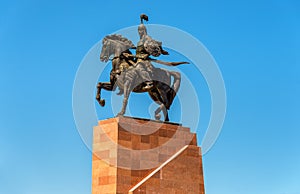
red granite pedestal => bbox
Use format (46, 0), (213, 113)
(92, 116), (205, 194)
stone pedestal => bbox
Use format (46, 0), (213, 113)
(92, 116), (205, 194)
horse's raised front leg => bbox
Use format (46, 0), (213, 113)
(118, 80), (131, 116)
(96, 82), (114, 107)
(96, 71), (118, 106)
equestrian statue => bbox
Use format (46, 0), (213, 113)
(96, 14), (188, 121)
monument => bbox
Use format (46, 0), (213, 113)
(93, 14), (205, 193)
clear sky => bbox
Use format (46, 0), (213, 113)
(0, 0), (299, 194)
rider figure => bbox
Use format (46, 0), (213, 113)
(135, 14), (169, 90)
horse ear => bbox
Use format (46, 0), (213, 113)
(102, 38), (106, 44)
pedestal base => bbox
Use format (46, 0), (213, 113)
(92, 117), (205, 194)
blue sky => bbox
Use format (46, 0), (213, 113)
(0, 0), (299, 194)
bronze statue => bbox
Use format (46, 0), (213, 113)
(134, 14), (170, 90)
(96, 14), (188, 121)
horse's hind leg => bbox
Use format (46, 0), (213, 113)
(170, 71), (181, 94)
(167, 71), (181, 107)
(148, 87), (170, 121)
(154, 104), (162, 120)
(154, 104), (169, 121)
(161, 104), (169, 122)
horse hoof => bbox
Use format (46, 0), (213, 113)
(155, 114), (161, 120)
(99, 99), (105, 107)
(117, 113), (124, 117)
(117, 111), (125, 116)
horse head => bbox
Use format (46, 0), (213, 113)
(100, 34), (135, 62)
(100, 37), (113, 62)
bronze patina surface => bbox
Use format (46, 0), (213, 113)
(96, 14), (188, 121)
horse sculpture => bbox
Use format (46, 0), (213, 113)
(96, 34), (183, 121)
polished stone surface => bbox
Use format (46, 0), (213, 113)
(92, 117), (205, 194)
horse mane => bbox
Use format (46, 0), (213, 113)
(104, 34), (135, 49)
